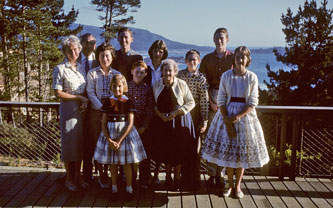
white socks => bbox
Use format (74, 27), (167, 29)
(112, 185), (118, 193)
(126, 186), (133, 193)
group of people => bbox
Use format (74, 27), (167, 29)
(52, 27), (269, 200)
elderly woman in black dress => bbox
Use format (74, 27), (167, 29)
(53, 35), (89, 191)
(151, 59), (196, 190)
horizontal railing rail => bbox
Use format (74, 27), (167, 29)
(1, 101), (332, 180)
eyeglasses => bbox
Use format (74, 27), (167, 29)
(85, 40), (96, 45)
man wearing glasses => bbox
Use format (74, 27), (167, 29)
(80, 33), (99, 74)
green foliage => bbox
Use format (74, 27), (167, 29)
(268, 144), (322, 167)
(0, 0), (81, 101)
(264, 0), (333, 106)
(91, 0), (141, 43)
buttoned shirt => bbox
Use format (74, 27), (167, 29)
(127, 80), (154, 129)
(112, 49), (143, 81)
(199, 50), (233, 90)
(177, 69), (209, 127)
(53, 61), (86, 95)
(86, 66), (120, 110)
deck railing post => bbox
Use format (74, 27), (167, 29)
(290, 116), (299, 180)
(279, 113), (287, 180)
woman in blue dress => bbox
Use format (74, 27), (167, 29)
(53, 35), (89, 192)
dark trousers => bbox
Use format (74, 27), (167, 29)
(83, 106), (102, 182)
(139, 129), (153, 183)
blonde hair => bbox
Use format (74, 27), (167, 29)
(110, 74), (128, 93)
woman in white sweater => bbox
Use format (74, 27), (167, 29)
(201, 46), (269, 199)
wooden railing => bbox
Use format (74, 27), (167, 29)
(0, 101), (332, 180)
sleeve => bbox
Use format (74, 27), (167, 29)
(217, 73), (228, 107)
(127, 99), (136, 112)
(247, 73), (259, 107)
(100, 98), (110, 113)
(199, 56), (207, 76)
(86, 70), (103, 110)
(199, 77), (209, 127)
(52, 66), (63, 90)
(180, 81), (195, 114)
(142, 86), (154, 129)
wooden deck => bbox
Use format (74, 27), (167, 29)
(0, 166), (332, 207)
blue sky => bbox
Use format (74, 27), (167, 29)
(63, 0), (332, 47)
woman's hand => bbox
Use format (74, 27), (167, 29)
(78, 95), (89, 112)
(166, 110), (178, 121)
(223, 115), (240, 124)
(160, 113), (169, 122)
(198, 124), (207, 134)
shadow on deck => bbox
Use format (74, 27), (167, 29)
(0, 166), (332, 207)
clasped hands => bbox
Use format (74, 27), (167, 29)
(160, 110), (179, 122)
(108, 138), (120, 150)
(223, 115), (240, 138)
(223, 115), (241, 124)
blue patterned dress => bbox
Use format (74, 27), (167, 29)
(93, 95), (147, 165)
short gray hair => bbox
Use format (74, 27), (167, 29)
(161, 59), (179, 75)
(61, 35), (82, 54)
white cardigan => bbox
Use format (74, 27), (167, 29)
(217, 69), (259, 107)
(153, 77), (195, 115)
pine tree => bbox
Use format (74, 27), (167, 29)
(264, 0), (333, 106)
(0, 0), (81, 101)
(91, 0), (141, 43)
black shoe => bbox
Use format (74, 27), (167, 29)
(110, 191), (119, 200)
(215, 176), (224, 189)
(165, 177), (173, 191)
(124, 192), (134, 201)
(207, 176), (215, 187)
(174, 179), (180, 191)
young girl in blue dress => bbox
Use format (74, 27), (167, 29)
(201, 46), (269, 199)
(94, 74), (147, 198)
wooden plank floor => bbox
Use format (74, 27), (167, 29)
(0, 166), (332, 207)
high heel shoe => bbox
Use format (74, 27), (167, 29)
(165, 177), (173, 191)
(174, 179), (180, 191)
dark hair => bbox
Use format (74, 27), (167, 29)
(117, 27), (133, 38)
(80, 33), (96, 42)
(233, 46), (252, 67)
(214, 28), (229, 40)
(148, 40), (168, 60)
(131, 60), (148, 72)
(185, 49), (201, 60)
(95, 43), (116, 65)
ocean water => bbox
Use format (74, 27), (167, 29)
(138, 49), (287, 90)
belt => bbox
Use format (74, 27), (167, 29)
(107, 115), (127, 122)
(230, 97), (246, 103)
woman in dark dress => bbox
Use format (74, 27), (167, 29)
(151, 59), (196, 190)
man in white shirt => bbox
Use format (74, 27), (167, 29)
(79, 33), (98, 74)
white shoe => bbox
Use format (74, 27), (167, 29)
(223, 188), (233, 197)
(235, 190), (244, 199)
